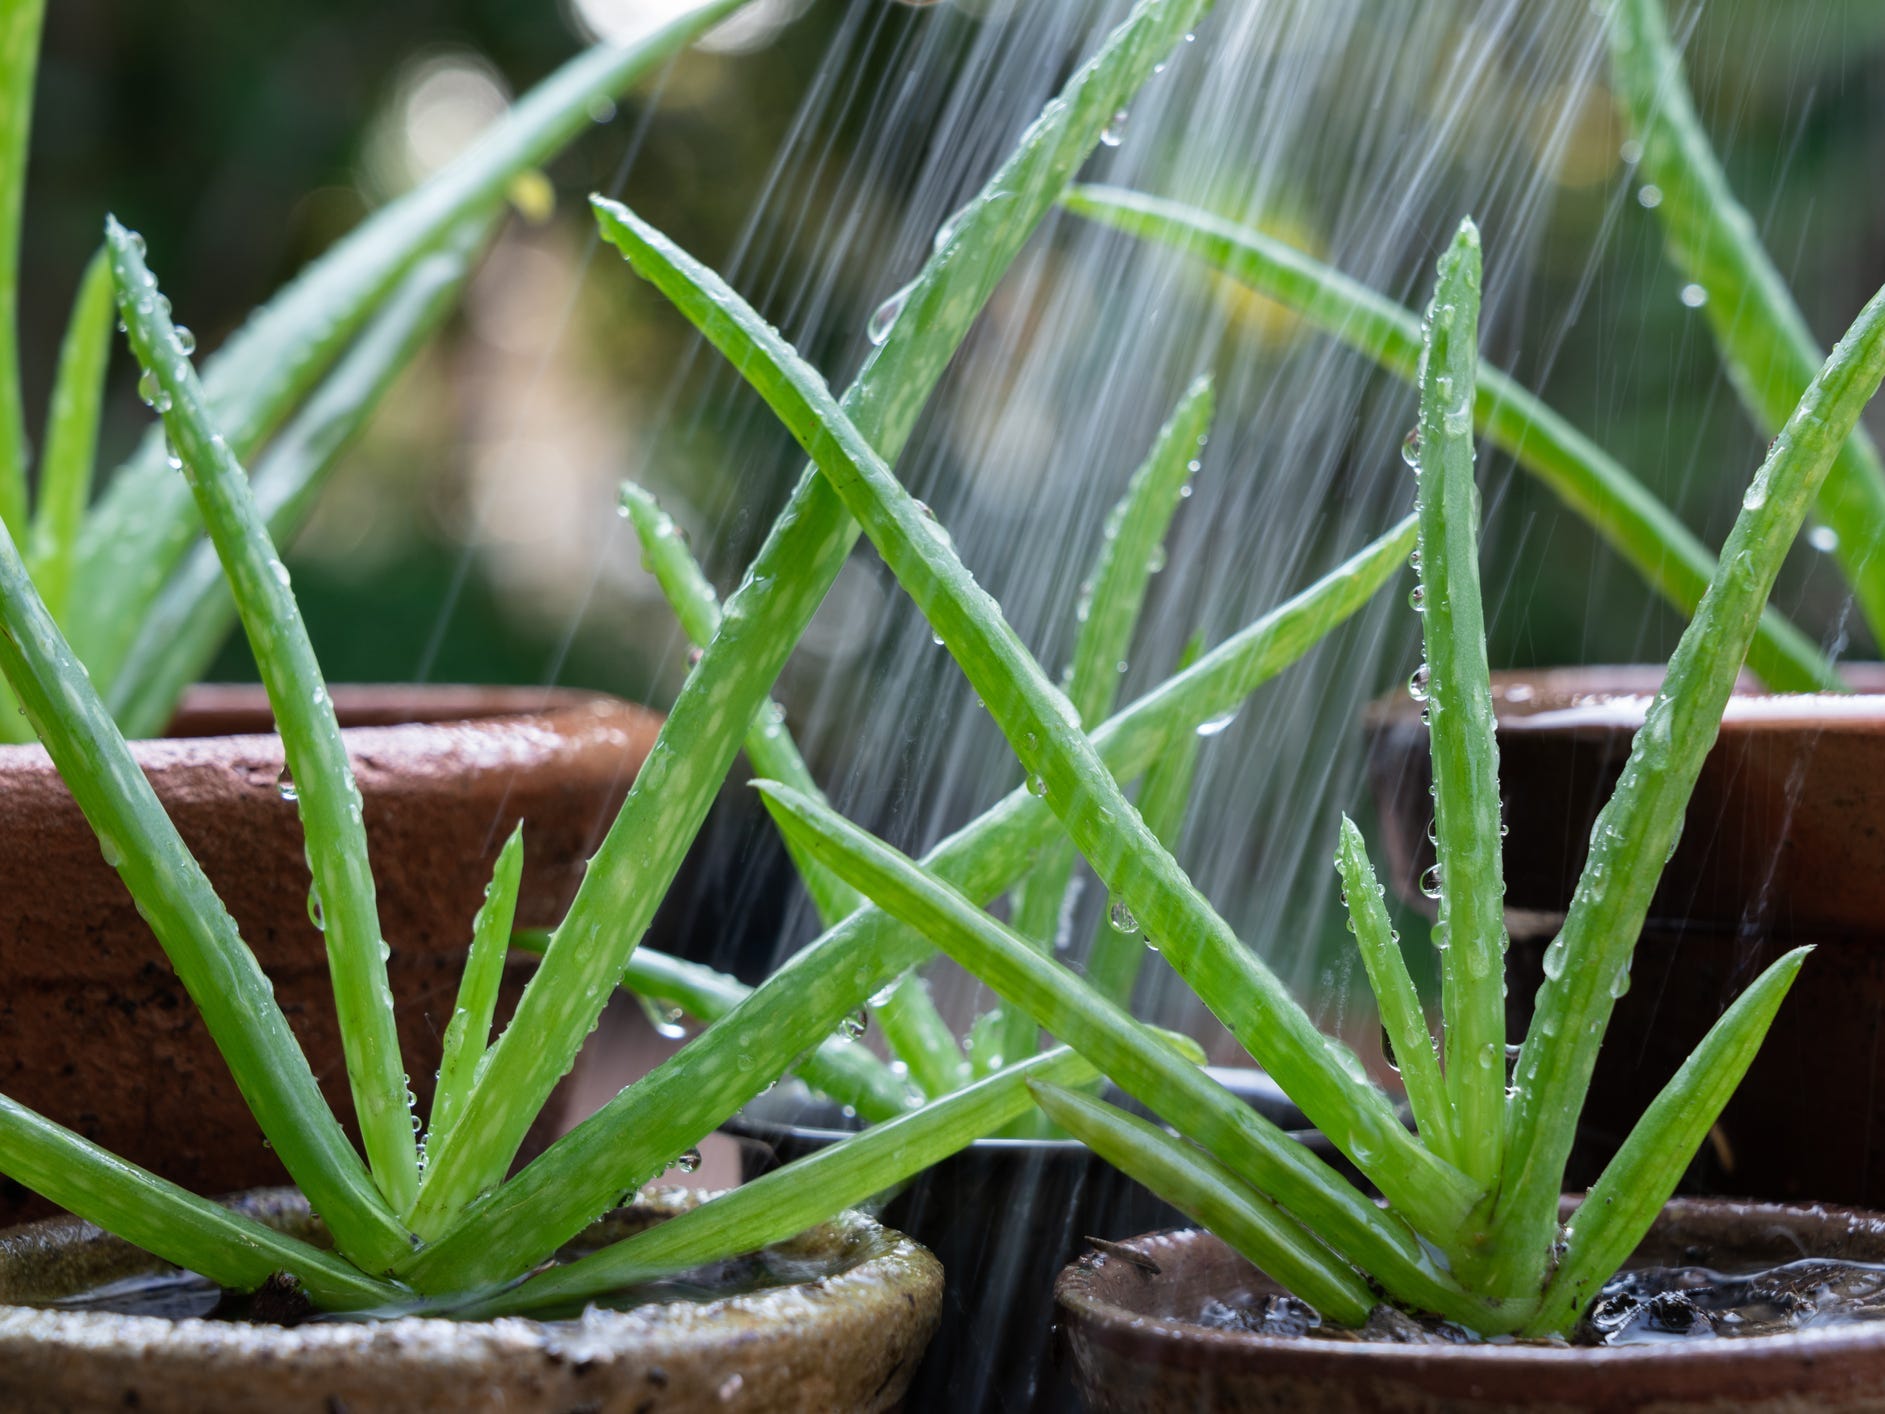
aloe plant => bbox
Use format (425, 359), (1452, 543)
(0, 0), (1406, 1320)
(594, 174), (1884, 1331)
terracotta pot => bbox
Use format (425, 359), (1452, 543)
(1365, 666), (1885, 1206)
(731, 1068), (1332, 1413)
(0, 1186), (941, 1413)
(0, 684), (660, 1222)
(1055, 1197), (1885, 1413)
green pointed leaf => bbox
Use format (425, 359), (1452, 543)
(405, 0), (1219, 1244)
(27, 247), (113, 630)
(755, 779), (1492, 1327)
(108, 216), (493, 741)
(107, 217), (417, 1217)
(397, 517), (1409, 1296)
(1414, 218), (1505, 1186)
(0, 1092), (398, 1310)
(428, 825), (525, 1157)
(591, 195), (1472, 1237)
(1608, 0), (1885, 638)
(1032, 1081), (1376, 1327)
(1523, 947), (1808, 1336)
(1336, 816), (1450, 1166)
(466, 1047), (1098, 1319)
(69, 0), (753, 692)
(1494, 277), (1885, 1294)
(1060, 185), (1840, 693)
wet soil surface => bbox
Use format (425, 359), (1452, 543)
(46, 1243), (852, 1327)
(1194, 1257), (1885, 1347)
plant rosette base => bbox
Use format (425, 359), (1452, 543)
(0, 1187), (941, 1414)
(1055, 1197), (1885, 1414)
(1366, 666), (1885, 1207)
(0, 685), (660, 1221)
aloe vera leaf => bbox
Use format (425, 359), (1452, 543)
(26, 247), (113, 630)
(1060, 185), (1840, 694)
(0, 1093), (400, 1309)
(68, 0), (753, 693)
(1522, 947), (1808, 1336)
(427, 826), (525, 1159)
(405, 0), (1219, 1243)
(462, 1046), (1099, 1319)
(1000, 377), (1212, 1063)
(620, 480), (962, 1098)
(1337, 817), (1452, 1167)
(510, 931), (915, 1121)
(1493, 280), (1885, 1296)
(108, 218), (418, 1215)
(0, 505), (406, 1271)
(1085, 633), (1204, 1007)
(619, 480), (855, 925)
(1032, 1081), (1376, 1326)
(1608, 0), (1885, 639)
(593, 199), (1477, 1238)
(1412, 219), (1506, 1188)
(107, 217), (494, 742)
(757, 779), (1498, 1326)
(0, 0), (41, 534)
(396, 520), (1405, 1295)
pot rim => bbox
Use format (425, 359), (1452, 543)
(1054, 1197), (1885, 1371)
(1366, 665), (1885, 737)
(0, 1186), (938, 1357)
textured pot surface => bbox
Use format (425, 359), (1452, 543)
(1057, 1198), (1885, 1413)
(0, 1187), (942, 1413)
(0, 685), (660, 1220)
(1366, 666), (1885, 1205)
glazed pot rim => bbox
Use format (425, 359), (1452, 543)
(1367, 665), (1885, 736)
(0, 1186), (938, 1357)
(1054, 1198), (1885, 1369)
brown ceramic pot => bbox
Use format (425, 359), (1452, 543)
(0, 1187), (942, 1413)
(1055, 1197), (1885, 1413)
(1365, 666), (1885, 1206)
(0, 684), (660, 1222)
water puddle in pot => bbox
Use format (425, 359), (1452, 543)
(1196, 1257), (1885, 1347)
